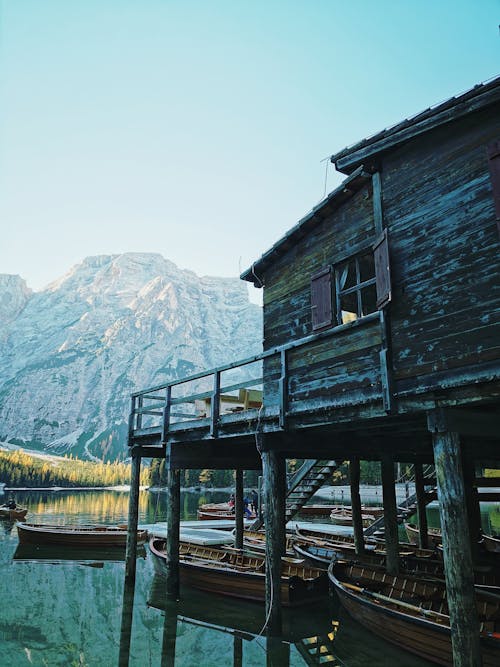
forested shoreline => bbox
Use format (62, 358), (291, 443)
(1, 448), (388, 490)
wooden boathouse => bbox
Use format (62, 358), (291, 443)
(125, 77), (500, 666)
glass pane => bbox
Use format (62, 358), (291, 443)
(359, 252), (375, 282)
(360, 284), (377, 316)
(337, 260), (356, 290)
(340, 293), (358, 323)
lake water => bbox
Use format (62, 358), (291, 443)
(1, 488), (495, 666)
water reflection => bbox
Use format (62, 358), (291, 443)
(2, 489), (493, 665)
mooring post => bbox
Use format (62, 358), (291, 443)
(266, 636), (290, 666)
(429, 409), (481, 666)
(381, 455), (399, 575)
(165, 466), (181, 600)
(414, 463), (429, 550)
(349, 458), (365, 554)
(233, 636), (243, 667)
(262, 448), (286, 635)
(235, 469), (244, 549)
(125, 449), (141, 581)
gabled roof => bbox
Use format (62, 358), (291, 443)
(242, 75), (500, 286)
(331, 74), (500, 175)
(240, 166), (371, 286)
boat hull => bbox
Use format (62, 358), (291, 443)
(329, 561), (500, 667)
(149, 537), (328, 607)
(17, 522), (147, 548)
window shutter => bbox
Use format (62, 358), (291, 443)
(311, 267), (332, 330)
(487, 140), (500, 233)
(373, 228), (391, 309)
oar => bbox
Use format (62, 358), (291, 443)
(342, 582), (449, 622)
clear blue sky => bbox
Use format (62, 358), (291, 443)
(1, 1), (499, 297)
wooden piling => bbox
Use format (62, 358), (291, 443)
(413, 463), (429, 550)
(125, 450), (141, 581)
(430, 416), (481, 667)
(462, 458), (482, 563)
(349, 458), (365, 554)
(165, 467), (181, 601)
(381, 456), (399, 575)
(235, 469), (244, 549)
(262, 449), (286, 635)
(160, 600), (178, 667)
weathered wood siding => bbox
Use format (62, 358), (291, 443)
(259, 102), (500, 415)
(383, 106), (500, 387)
(262, 182), (382, 409)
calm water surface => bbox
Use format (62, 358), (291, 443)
(2, 489), (495, 666)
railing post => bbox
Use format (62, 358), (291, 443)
(279, 349), (288, 430)
(128, 396), (137, 447)
(210, 371), (221, 438)
(162, 386), (172, 448)
(136, 395), (144, 430)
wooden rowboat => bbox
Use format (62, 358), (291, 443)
(483, 534), (500, 554)
(17, 522), (148, 548)
(149, 537), (328, 606)
(197, 507), (256, 520)
(0, 506), (28, 520)
(328, 559), (500, 666)
(405, 522), (442, 548)
(330, 507), (375, 527)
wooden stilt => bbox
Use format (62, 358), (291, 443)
(430, 414), (481, 667)
(233, 636), (243, 667)
(462, 458), (482, 563)
(349, 458), (365, 554)
(262, 448), (285, 635)
(235, 469), (244, 549)
(266, 636), (290, 666)
(160, 600), (178, 667)
(118, 576), (136, 667)
(381, 456), (399, 575)
(165, 466), (181, 601)
(413, 463), (429, 550)
(125, 450), (141, 581)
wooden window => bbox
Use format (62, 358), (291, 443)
(487, 140), (500, 234)
(311, 267), (332, 330)
(333, 231), (391, 325)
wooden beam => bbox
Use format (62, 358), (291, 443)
(125, 452), (141, 581)
(262, 449), (286, 635)
(413, 463), (429, 550)
(432, 425), (481, 666)
(349, 458), (365, 554)
(165, 465), (181, 601)
(234, 470), (244, 549)
(381, 456), (399, 575)
(427, 407), (500, 439)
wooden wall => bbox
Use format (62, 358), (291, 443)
(383, 105), (500, 389)
(259, 102), (500, 415)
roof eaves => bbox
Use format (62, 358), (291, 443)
(241, 166), (371, 286)
(330, 75), (500, 175)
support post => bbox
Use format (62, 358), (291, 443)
(381, 456), (399, 575)
(462, 458), (482, 563)
(430, 414), (481, 666)
(160, 600), (178, 667)
(414, 463), (429, 550)
(125, 450), (141, 581)
(118, 576), (136, 667)
(262, 449), (286, 635)
(235, 469), (244, 549)
(165, 464), (181, 601)
(349, 459), (365, 555)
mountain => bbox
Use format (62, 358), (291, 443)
(0, 253), (262, 461)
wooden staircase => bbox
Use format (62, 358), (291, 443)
(296, 628), (346, 665)
(364, 465), (437, 537)
(251, 459), (339, 530)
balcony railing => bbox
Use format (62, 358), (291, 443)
(128, 310), (383, 446)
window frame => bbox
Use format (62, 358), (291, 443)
(333, 248), (377, 326)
